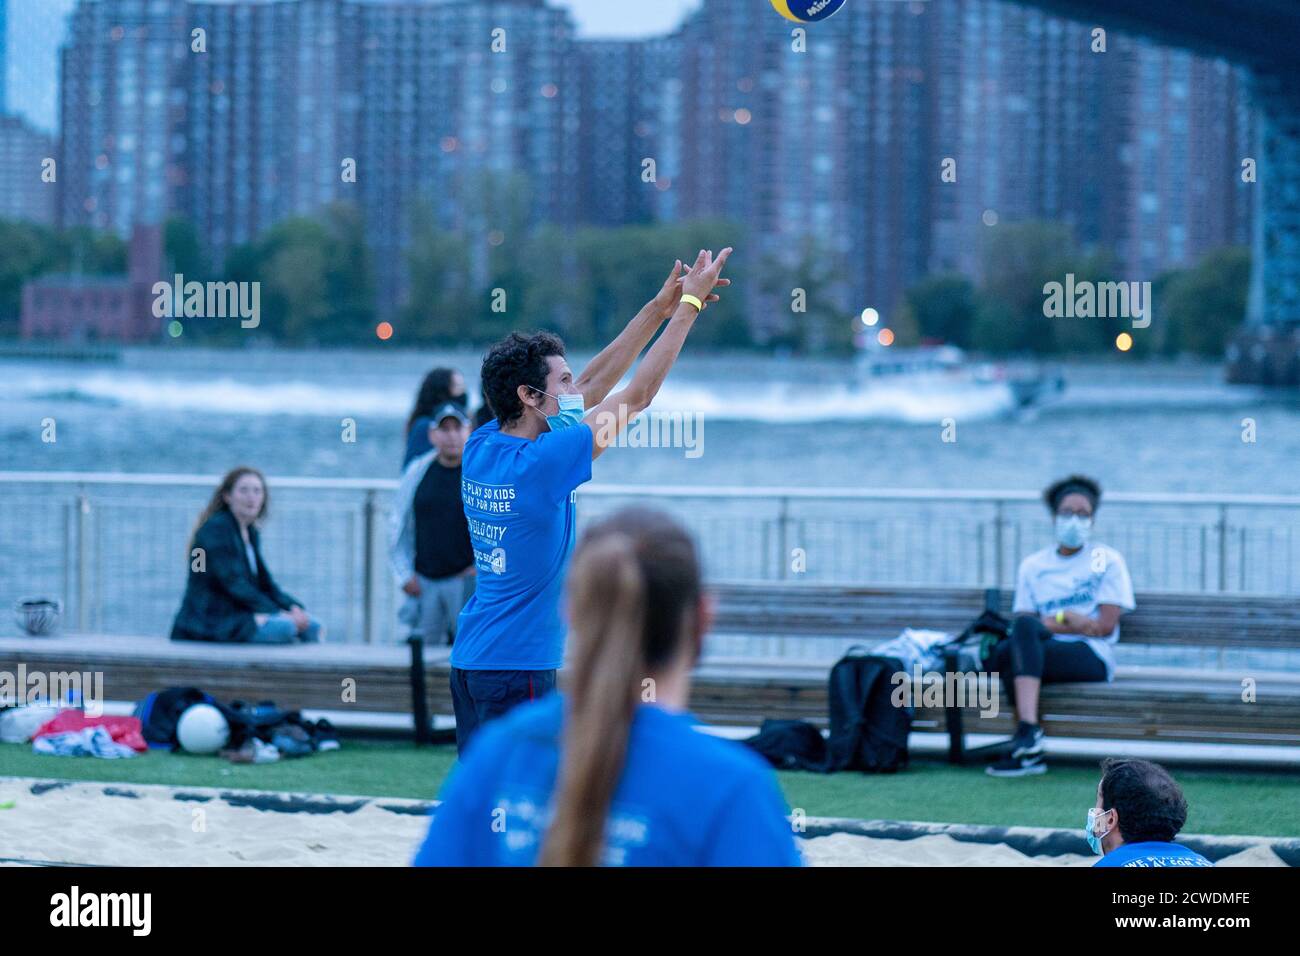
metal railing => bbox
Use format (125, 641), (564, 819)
(0, 471), (1297, 644)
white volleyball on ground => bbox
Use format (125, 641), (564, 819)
(176, 703), (230, 754)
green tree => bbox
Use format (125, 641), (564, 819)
(164, 216), (209, 280)
(972, 221), (1121, 355)
(402, 197), (476, 344)
(898, 273), (979, 347)
(0, 219), (62, 327)
(59, 226), (127, 275)
(1159, 247), (1250, 358)
(758, 233), (849, 354)
(225, 203), (375, 345)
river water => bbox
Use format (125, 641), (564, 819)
(2, 347), (1298, 494)
(1, 347), (1296, 667)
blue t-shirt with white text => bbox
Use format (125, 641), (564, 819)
(413, 694), (803, 867)
(1094, 842), (1213, 867)
(452, 419), (593, 670)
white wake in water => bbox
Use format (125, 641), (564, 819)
(0, 366), (1263, 424)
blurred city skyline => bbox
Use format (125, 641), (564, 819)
(1, 0), (703, 134)
(0, 0), (1258, 352)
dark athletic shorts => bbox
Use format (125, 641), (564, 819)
(449, 667), (557, 755)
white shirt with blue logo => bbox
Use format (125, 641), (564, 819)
(1012, 543), (1136, 679)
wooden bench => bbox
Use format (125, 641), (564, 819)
(2, 584), (1297, 755)
(701, 583), (1300, 755)
(0, 636), (459, 722)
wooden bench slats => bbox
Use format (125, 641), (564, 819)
(1, 582), (1295, 749)
(710, 584), (1300, 649)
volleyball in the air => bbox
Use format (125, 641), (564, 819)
(770, 0), (846, 23)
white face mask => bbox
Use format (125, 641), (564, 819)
(532, 389), (585, 431)
(1086, 807), (1114, 855)
(1055, 514), (1092, 549)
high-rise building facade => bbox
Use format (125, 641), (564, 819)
(1110, 39), (1254, 280)
(180, 0), (353, 262)
(348, 0), (579, 314)
(50, 0), (1255, 332)
(575, 39), (657, 228)
(59, 0), (187, 233)
(0, 113), (55, 223)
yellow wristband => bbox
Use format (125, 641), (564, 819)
(680, 294), (704, 312)
(1055, 610), (1066, 624)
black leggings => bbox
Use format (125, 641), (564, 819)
(989, 615), (1108, 705)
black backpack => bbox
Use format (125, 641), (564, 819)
(135, 687), (219, 749)
(825, 650), (910, 773)
(743, 649), (911, 774)
(745, 719), (828, 771)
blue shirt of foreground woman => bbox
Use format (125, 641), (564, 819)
(414, 506), (803, 867)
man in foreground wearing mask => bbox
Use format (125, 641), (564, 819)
(449, 249), (732, 754)
(1088, 758), (1212, 866)
(986, 474), (1136, 777)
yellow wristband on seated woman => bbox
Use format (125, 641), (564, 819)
(1055, 610), (1066, 624)
(679, 294), (704, 312)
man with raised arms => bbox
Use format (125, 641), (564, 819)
(448, 248), (733, 754)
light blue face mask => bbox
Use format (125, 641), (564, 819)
(1055, 514), (1092, 549)
(1085, 807), (1114, 855)
(534, 389), (585, 431)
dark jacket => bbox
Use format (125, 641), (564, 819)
(170, 509), (300, 643)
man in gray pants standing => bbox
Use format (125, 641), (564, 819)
(390, 403), (476, 645)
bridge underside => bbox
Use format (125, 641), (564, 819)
(1028, 0), (1300, 68)
(1228, 69), (1300, 385)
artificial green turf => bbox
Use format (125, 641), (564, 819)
(3, 740), (1297, 837)
(0, 740), (456, 802)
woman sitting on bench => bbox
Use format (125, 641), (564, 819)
(986, 475), (1135, 778)
(171, 466), (323, 644)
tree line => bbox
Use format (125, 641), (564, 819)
(0, 203), (1248, 359)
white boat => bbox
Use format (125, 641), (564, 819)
(853, 343), (1065, 411)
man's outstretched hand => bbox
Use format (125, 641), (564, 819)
(652, 249), (733, 318)
(681, 247), (733, 306)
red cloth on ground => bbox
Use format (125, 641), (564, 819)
(32, 711), (148, 752)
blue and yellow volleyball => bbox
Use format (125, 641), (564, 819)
(769, 0), (846, 23)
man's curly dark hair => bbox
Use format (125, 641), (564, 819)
(1099, 758), (1189, 844)
(480, 331), (567, 427)
(1043, 474), (1102, 514)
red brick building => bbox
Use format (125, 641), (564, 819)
(21, 225), (163, 342)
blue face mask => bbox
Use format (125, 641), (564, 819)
(1055, 514), (1092, 549)
(1085, 807), (1114, 855)
(534, 389), (585, 431)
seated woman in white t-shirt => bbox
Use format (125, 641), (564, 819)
(986, 475), (1136, 778)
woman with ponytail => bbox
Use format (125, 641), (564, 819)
(415, 507), (801, 867)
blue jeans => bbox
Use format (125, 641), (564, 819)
(250, 613), (322, 644)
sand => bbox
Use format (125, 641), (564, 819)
(0, 778), (1286, 867)
(0, 779), (425, 867)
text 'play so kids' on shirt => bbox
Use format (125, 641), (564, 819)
(1012, 542), (1136, 679)
(1094, 842), (1213, 867)
(452, 418), (593, 671)
(413, 694), (804, 867)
